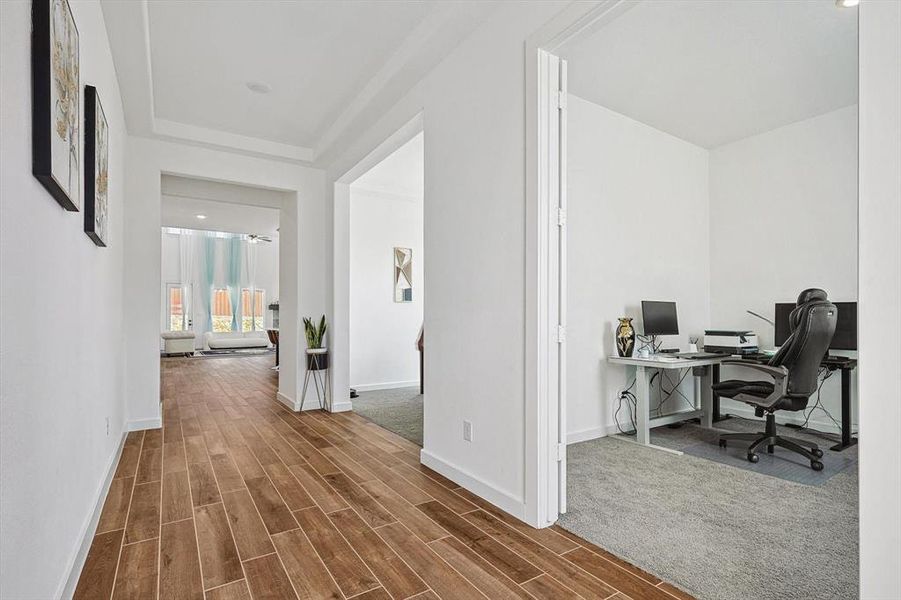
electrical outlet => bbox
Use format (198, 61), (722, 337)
(105, 417), (110, 436)
(463, 421), (473, 442)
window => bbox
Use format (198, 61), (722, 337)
(167, 283), (190, 331)
(242, 288), (265, 332)
(211, 289), (233, 332)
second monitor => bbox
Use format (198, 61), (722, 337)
(642, 300), (679, 336)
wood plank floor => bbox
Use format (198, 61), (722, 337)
(75, 355), (694, 600)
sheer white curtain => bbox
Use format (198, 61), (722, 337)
(173, 230), (260, 339)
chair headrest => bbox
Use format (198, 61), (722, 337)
(796, 288), (828, 306)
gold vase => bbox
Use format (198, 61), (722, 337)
(616, 317), (635, 357)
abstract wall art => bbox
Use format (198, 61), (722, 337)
(84, 85), (108, 246)
(394, 247), (413, 302)
(32, 0), (80, 211)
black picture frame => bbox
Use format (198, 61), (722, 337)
(32, 0), (80, 211)
(84, 85), (108, 247)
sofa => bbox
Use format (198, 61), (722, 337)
(161, 331), (196, 355)
(203, 331), (269, 350)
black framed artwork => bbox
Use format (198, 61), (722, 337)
(31, 0), (80, 211)
(84, 85), (108, 246)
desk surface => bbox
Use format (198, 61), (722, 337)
(607, 355), (728, 368)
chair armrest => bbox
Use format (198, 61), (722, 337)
(722, 360), (790, 409)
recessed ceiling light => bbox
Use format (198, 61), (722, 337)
(245, 81), (271, 94)
(835, 0), (858, 7)
(195, 214), (207, 220)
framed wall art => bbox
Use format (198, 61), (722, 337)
(394, 247), (413, 302)
(32, 0), (80, 211)
(84, 85), (108, 246)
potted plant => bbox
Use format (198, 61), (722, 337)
(303, 315), (328, 370)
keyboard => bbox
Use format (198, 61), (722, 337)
(674, 352), (724, 359)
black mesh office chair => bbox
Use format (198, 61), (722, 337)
(715, 289), (837, 471)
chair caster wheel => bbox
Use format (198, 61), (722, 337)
(718, 439), (727, 448)
(747, 452), (759, 463)
(811, 460), (824, 471)
(811, 448), (823, 458)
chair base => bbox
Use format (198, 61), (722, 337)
(718, 413), (825, 471)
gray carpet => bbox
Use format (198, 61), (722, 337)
(352, 386), (423, 445)
(559, 418), (858, 600)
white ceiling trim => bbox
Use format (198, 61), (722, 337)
(103, 1), (491, 167)
(153, 119), (315, 164)
(102, 0), (314, 164)
(313, 3), (459, 163)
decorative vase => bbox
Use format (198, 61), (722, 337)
(306, 347), (329, 371)
(616, 318), (635, 357)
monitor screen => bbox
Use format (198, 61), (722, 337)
(774, 301), (857, 350)
(641, 301), (679, 336)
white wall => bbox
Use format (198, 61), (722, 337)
(566, 95), (710, 442)
(123, 137), (327, 423)
(328, 1), (569, 517)
(0, 1), (128, 597)
(160, 230), (280, 346)
(709, 105), (858, 429)
(350, 189), (423, 389)
(858, 1), (901, 596)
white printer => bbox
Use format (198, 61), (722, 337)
(703, 330), (759, 355)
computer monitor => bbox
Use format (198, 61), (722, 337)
(774, 301), (857, 350)
(641, 301), (679, 336)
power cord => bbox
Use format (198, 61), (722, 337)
(614, 379), (638, 435)
(798, 368), (842, 433)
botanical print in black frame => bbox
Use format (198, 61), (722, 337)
(84, 85), (108, 247)
(32, 0), (81, 211)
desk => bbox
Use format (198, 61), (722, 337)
(607, 355), (728, 454)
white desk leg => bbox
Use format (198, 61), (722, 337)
(699, 366), (714, 429)
(635, 365), (650, 445)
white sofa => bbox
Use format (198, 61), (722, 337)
(203, 331), (269, 350)
(161, 331), (196, 355)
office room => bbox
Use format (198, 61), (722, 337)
(555, 2), (859, 599)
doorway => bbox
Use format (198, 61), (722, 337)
(532, 2), (861, 598)
(159, 175), (285, 370)
(348, 132), (425, 445)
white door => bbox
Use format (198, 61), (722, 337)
(556, 56), (568, 515)
(540, 49), (568, 518)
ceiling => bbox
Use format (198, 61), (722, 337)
(161, 175), (284, 235)
(352, 132), (424, 200)
(102, 0), (496, 164)
(161, 196), (280, 237)
(559, 0), (858, 149)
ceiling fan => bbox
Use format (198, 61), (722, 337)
(247, 234), (273, 243)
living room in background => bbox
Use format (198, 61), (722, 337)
(159, 185), (280, 354)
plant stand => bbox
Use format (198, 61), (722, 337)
(300, 350), (331, 411)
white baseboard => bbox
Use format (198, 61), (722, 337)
(352, 380), (419, 392)
(567, 426), (611, 445)
(277, 391), (299, 411)
(419, 449), (525, 521)
(128, 417), (162, 431)
(330, 400), (353, 413)
(58, 430), (127, 599)
(565, 404), (852, 447)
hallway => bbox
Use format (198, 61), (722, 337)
(75, 356), (692, 599)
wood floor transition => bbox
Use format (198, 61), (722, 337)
(74, 354), (693, 600)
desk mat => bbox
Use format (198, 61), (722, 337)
(682, 437), (856, 485)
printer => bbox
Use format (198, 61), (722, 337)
(703, 330), (759, 355)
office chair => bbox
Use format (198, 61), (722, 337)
(715, 289), (837, 471)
